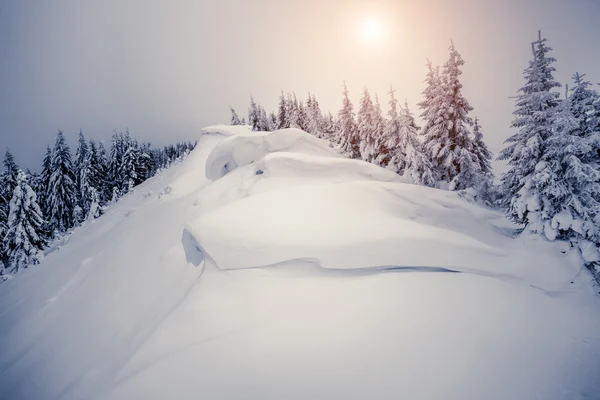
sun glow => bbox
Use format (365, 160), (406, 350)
(362, 17), (385, 41)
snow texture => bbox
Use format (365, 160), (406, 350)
(1, 125), (599, 400)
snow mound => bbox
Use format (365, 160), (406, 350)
(1, 125), (600, 400)
(205, 128), (339, 180)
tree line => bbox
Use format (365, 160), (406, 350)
(231, 34), (600, 275)
(0, 130), (196, 277)
(231, 41), (493, 196)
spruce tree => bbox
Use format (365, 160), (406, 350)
(470, 117), (494, 193)
(357, 88), (375, 162)
(86, 187), (102, 220)
(569, 73), (600, 162)
(276, 92), (289, 129)
(369, 94), (386, 165)
(391, 101), (436, 187)
(0, 150), (21, 253)
(288, 93), (301, 129)
(47, 130), (77, 232)
(74, 130), (91, 221)
(257, 105), (270, 131)
(97, 142), (110, 202)
(337, 83), (359, 158)
(538, 93), (600, 241)
(109, 132), (125, 193)
(248, 97), (260, 131)
(230, 106), (242, 125)
(2, 149), (20, 196)
(121, 130), (139, 193)
(381, 87), (403, 169)
(420, 44), (475, 186)
(269, 112), (278, 131)
(498, 33), (562, 228)
(3, 170), (46, 273)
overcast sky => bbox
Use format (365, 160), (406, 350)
(0, 0), (599, 171)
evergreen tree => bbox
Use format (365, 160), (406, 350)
(324, 112), (336, 141)
(288, 93), (301, 129)
(0, 187), (7, 265)
(96, 142), (110, 202)
(382, 87), (404, 170)
(369, 94), (386, 165)
(420, 44), (475, 186)
(569, 73), (600, 162)
(520, 90), (600, 241)
(297, 101), (309, 131)
(390, 101), (436, 187)
(121, 130), (139, 193)
(248, 97), (260, 131)
(276, 91), (289, 129)
(307, 94), (322, 138)
(257, 105), (270, 131)
(3, 170), (46, 273)
(38, 146), (53, 224)
(47, 130), (77, 232)
(269, 112), (278, 132)
(498, 33), (563, 228)
(0, 149), (21, 259)
(1, 149), (20, 198)
(357, 88), (375, 161)
(86, 187), (101, 220)
(230, 106), (242, 125)
(109, 132), (125, 193)
(470, 117), (494, 193)
(337, 83), (359, 158)
(74, 130), (92, 221)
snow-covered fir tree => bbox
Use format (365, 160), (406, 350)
(47, 130), (77, 232)
(257, 105), (270, 131)
(470, 117), (494, 193)
(248, 97), (260, 131)
(3, 170), (46, 274)
(288, 93), (301, 129)
(569, 73), (600, 162)
(121, 130), (140, 193)
(369, 94), (386, 166)
(109, 132), (125, 194)
(337, 83), (359, 158)
(269, 112), (278, 131)
(297, 101), (309, 132)
(0, 149), (21, 261)
(230, 106), (242, 125)
(390, 100), (436, 187)
(97, 142), (111, 202)
(74, 130), (92, 221)
(307, 94), (323, 138)
(420, 44), (475, 187)
(380, 87), (403, 169)
(357, 88), (376, 161)
(2, 149), (20, 198)
(86, 187), (101, 220)
(276, 92), (289, 129)
(498, 33), (564, 230)
(0, 188), (7, 265)
(322, 112), (336, 141)
(533, 90), (600, 242)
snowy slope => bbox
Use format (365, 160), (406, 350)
(1, 126), (600, 400)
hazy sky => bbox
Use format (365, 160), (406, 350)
(0, 0), (599, 171)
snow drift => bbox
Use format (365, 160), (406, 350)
(1, 125), (600, 400)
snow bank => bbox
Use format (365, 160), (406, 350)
(1, 125), (599, 400)
(205, 128), (339, 180)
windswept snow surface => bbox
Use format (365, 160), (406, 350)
(1, 126), (600, 400)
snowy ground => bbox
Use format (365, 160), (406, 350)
(1, 125), (599, 400)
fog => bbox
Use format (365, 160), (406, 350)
(0, 0), (598, 170)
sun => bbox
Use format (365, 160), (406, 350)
(362, 17), (384, 41)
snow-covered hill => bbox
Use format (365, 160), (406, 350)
(1, 126), (599, 400)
